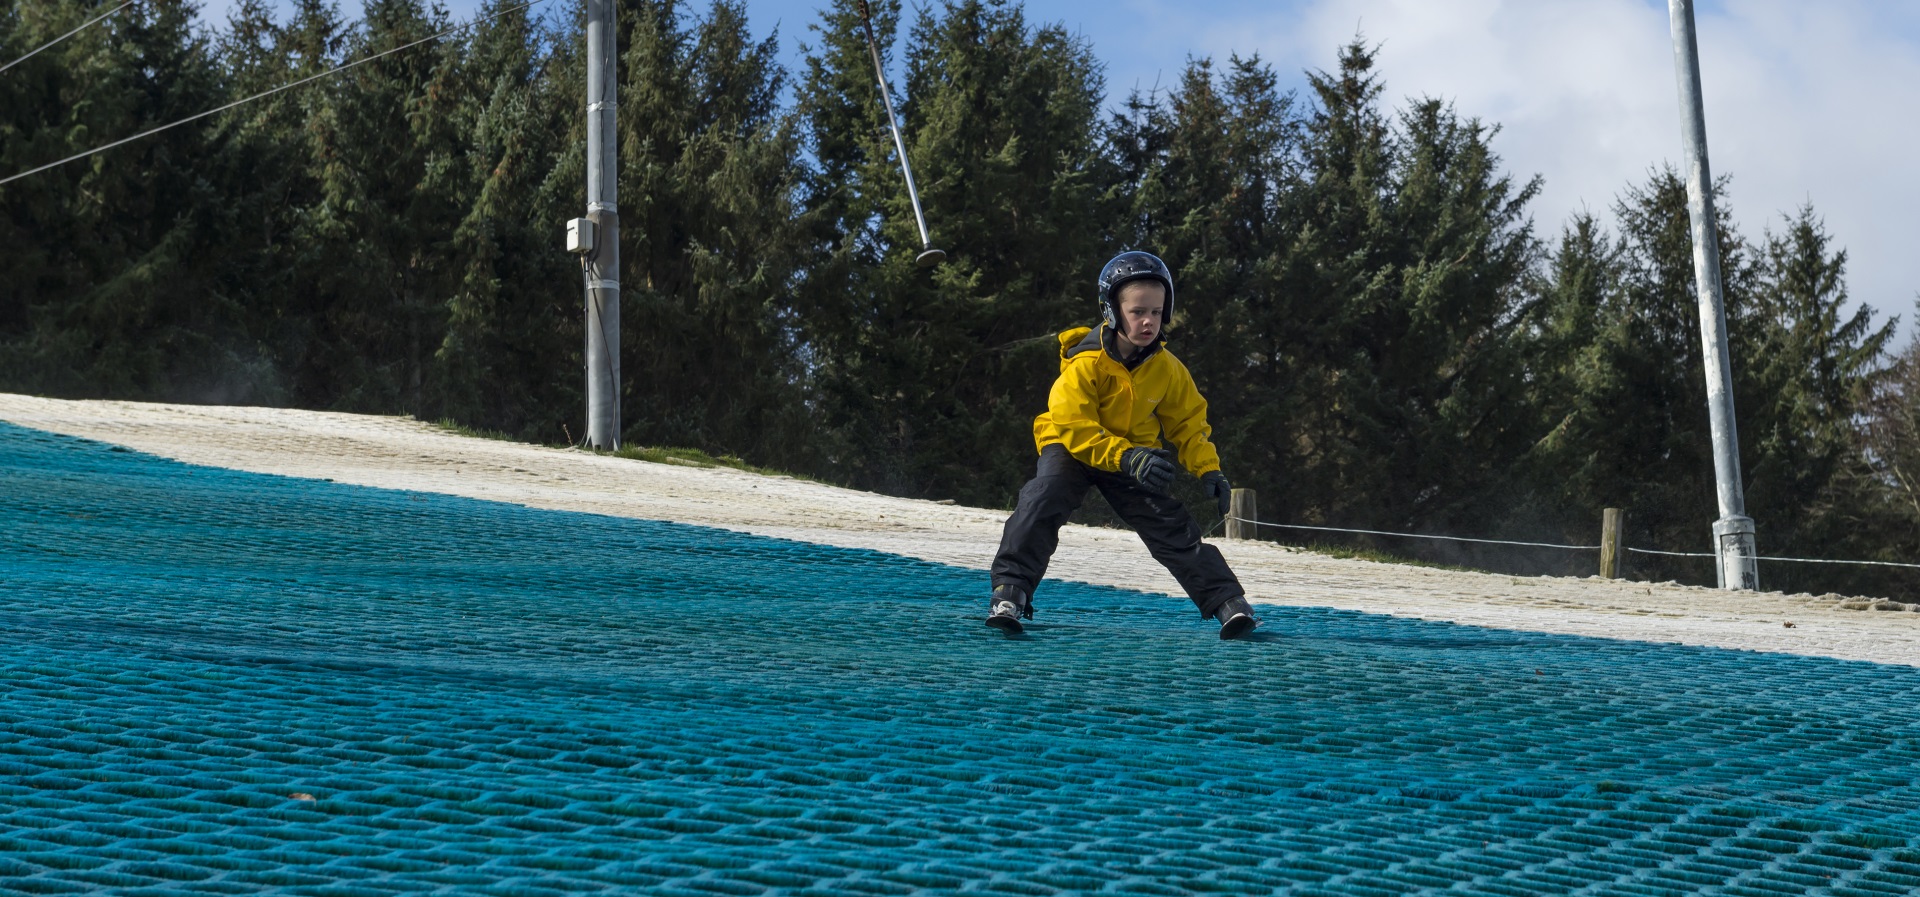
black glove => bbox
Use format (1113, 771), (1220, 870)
(1201, 470), (1232, 516)
(1120, 447), (1176, 494)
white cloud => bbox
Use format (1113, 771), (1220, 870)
(1267, 0), (1920, 336)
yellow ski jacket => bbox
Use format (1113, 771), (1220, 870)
(1031, 324), (1222, 476)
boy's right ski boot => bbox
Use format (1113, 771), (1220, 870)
(985, 584), (1031, 634)
(1215, 595), (1259, 640)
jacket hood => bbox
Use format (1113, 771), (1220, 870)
(1057, 326), (1096, 361)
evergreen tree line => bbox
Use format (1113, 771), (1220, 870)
(4, 0), (1918, 596)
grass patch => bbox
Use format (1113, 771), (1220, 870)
(423, 416), (815, 482)
(609, 445), (812, 481)
(431, 418), (521, 443)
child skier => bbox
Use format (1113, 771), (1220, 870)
(987, 251), (1258, 639)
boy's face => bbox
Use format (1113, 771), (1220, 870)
(1115, 282), (1166, 348)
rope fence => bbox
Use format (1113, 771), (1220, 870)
(1227, 517), (1600, 551)
(1719, 553), (1920, 571)
(1223, 514), (1920, 573)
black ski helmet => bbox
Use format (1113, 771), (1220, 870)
(1097, 251), (1175, 329)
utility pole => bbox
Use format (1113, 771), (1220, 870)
(580, 0), (620, 449)
(1668, 0), (1757, 590)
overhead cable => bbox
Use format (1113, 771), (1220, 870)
(0, 0), (134, 77)
(0, 0), (549, 189)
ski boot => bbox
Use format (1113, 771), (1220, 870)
(985, 584), (1031, 634)
(1214, 595), (1258, 640)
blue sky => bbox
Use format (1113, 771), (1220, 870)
(192, 0), (1920, 339)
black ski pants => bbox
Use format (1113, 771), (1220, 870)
(990, 443), (1244, 619)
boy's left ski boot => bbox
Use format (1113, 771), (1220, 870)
(1214, 595), (1258, 640)
(985, 584), (1031, 634)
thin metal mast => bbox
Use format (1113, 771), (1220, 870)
(857, 0), (943, 267)
(1668, 0), (1757, 590)
(864, 26), (930, 251)
(583, 0), (621, 449)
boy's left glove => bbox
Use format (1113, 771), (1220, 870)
(1201, 470), (1232, 517)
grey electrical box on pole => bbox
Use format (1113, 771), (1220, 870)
(1668, 0), (1758, 590)
(566, 218), (595, 254)
(581, 0), (620, 450)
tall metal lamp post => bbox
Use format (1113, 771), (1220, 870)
(1668, 0), (1758, 590)
(568, 0), (620, 450)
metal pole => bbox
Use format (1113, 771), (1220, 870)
(857, 1), (942, 267)
(583, 0), (621, 450)
(1668, 0), (1757, 590)
(864, 31), (931, 250)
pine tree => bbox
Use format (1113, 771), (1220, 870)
(283, 0), (464, 413)
(1738, 207), (1895, 593)
(200, 0), (333, 406)
(611, 0), (814, 465)
(1242, 39), (1538, 557)
(0, 0), (241, 399)
(1515, 212), (1627, 540)
(1861, 335), (1920, 598)
(431, 0), (579, 438)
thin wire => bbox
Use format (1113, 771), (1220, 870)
(1228, 516), (1601, 551)
(1597, 541), (1912, 568)
(0, 0), (134, 77)
(1753, 555), (1920, 570)
(1626, 546), (1715, 558)
(0, 0), (549, 188)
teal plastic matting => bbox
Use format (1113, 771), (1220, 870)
(2, 422), (1919, 895)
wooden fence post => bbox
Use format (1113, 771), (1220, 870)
(1600, 507), (1626, 578)
(1227, 488), (1256, 540)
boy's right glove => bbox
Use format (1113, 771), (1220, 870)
(1120, 447), (1177, 494)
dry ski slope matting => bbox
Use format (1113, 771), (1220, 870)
(4, 422), (1920, 896)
